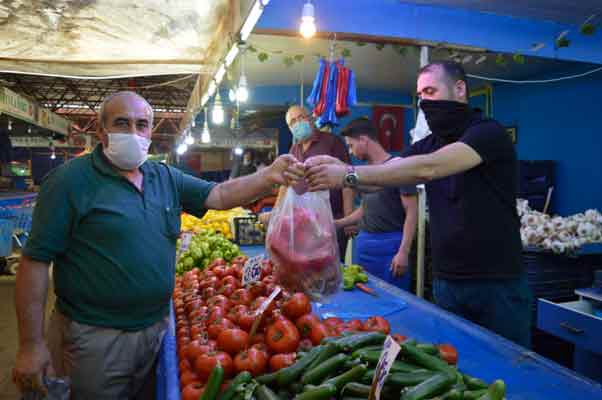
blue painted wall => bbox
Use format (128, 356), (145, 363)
(493, 70), (602, 215)
(243, 85), (414, 155)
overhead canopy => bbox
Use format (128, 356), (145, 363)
(0, 0), (240, 78)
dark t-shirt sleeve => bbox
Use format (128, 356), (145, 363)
(460, 121), (512, 163)
(399, 184), (418, 196)
(23, 168), (76, 263)
(170, 166), (216, 218)
(331, 136), (351, 163)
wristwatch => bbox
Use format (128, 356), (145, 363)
(343, 165), (359, 188)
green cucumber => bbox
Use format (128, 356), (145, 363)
(400, 372), (456, 400)
(333, 332), (386, 352)
(323, 364), (368, 392)
(342, 357), (363, 370)
(439, 388), (463, 400)
(306, 343), (339, 371)
(341, 382), (371, 397)
(478, 380), (505, 400)
(463, 375), (488, 390)
(402, 344), (455, 374)
(351, 345), (384, 358)
(219, 371), (252, 400)
(463, 389), (487, 400)
(358, 351), (424, 373)
(416, 343), (440, 356)
(301, 353), (348, 385)
(290, 382), (304, 394)
(256, 371), (279, 385)
(255, 385), (281, 400)
(275, 345), (324, 387)
(360, 370), (436, 387)
(293, 384), (337, 400)
(341, 398), (369, 400)
(200, 363), (224, 400)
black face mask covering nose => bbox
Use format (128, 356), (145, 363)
(419, 99), (473, 142)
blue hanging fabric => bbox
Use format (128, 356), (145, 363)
(306, 58), (326, 108)
(347, 69), (357, 107)
(317, 60), (339, 127)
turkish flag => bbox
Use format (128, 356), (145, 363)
(372, 106), (405, 152)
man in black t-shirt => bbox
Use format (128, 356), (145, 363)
(301, 61), (531, 348)
(335, 118), (417, 291)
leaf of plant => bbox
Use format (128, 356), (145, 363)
(375, 43), (385, 51)
(341, 48), (351, 58)
(283, 56), (294, 67)
(294, 54), (305, 62)
(258, 52), (269, 62)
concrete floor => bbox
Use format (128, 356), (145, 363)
(0, 274), (54, 400)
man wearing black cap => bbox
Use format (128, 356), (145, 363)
(336, 118), (417, 290)
(301, 61), (531, 348)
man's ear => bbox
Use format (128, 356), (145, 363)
(455, 80), (467, 101)
(96, 120), (108, 147)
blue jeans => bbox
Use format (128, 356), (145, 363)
(433, 274), (532, 348)
(355, 230), (412, 291)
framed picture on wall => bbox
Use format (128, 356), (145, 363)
(506, 126), (518, 144)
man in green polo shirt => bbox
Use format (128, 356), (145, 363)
(13, 91), (302, 399)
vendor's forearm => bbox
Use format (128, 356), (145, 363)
(207, 168), (275, 210)
(336, 207), (363, 228)
(15, 256), (50, 347)
(356, 156), (433, 187)
(400, 198), (418, 254)
(342, 188), (354, 217)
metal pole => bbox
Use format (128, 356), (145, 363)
(416, 46), (429, 298)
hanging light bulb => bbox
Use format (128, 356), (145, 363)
(212, 92), (225, 125)
(27, 126), (32, 134)
(201, 107), (211, 144)
(236, 75), (249, 103)
(7, 119), (12, 131)
(191, 117), (196, 128)
(49, 142), (56, 159)
(234, 145), (244, 156)
(50, 151), (56, 160)
(177, 143), (188, 154)
(300, 0), (316, 39)
(229, 88), (236, 102)
(185, 132), (194, 145)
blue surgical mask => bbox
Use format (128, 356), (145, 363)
(291, 120), (313, 142)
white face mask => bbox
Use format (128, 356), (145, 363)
(103, 133), (151, 171)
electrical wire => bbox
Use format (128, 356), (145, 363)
(0, 70), (200, 80)
(467, 65), (602, 84)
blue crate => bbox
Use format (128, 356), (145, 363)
(0, 218), (16, 257)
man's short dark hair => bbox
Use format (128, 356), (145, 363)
(341, 117), (378, 141)
(418, 61), (469, 95)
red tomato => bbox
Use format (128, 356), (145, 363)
(202, 287), (216, 300)
(237, 310), (256, 332)
(217, 329), (249, 356)
(269, 353), (296, 372)
(362, 316), (390, 334)
(207, 318), (236, 340)
(282, 293), (312, 320)
(249, 333), (265, 346)
(200, 276), (219, 290)
(233, 255), (248, 264)
(221, 275), (238, 288)
(207, 306), (226, 324)
(437, 344), (458, 365)
(233, 347), (268, 376)
(231, 288), (252, 307)
(179, 358), (191, 373)
(188, 307), (209, 321)
(181, 382), (204, 400)
(262, 275), (276, 285)
(190, 325), (206, 342)
(323, 317), (344, 330)
(186, 339), (215, 364)
(207, 295), (231, 310)
(344, 319), (363, 332)
(248, 281), (266, 298)
(392, 334), (407, 344)
(210, 258), (227, 268)
(212, 265), (227, 278)
(179, 370), (199, 388)
(266, 319), (300, 353)
(223, 266), (237, 278)
(218, 283), (236, 297)
(233, 264), (244, 280)
(308, 322), (330, 346)
(251, 342), (270, 355)
(194, 351), (233, 380)
(295, 314), (320, 338)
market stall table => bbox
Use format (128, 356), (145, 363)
(157, 264), (602, 400)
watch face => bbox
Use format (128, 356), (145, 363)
(345, 173), (358, 187)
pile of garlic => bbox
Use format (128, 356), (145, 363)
(518, 199), (602, 254)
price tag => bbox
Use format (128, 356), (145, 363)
(242, 255), (264, 286)
(177, 232), (193, 260)
(369, 335), (401, 400)
(249, 286), (282, 337)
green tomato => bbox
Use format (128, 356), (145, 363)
(343, 276), (355, 290)
(357, 272), (369, 283)
(191, 248), (203, 260)
(182, 256), (194, 267)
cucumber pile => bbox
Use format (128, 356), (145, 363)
(207, 332), (506, 400)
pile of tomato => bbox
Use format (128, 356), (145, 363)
(173, 255), (395, 400)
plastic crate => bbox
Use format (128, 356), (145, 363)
(0, 218), (15, 257)
(233, 215), (265, 246)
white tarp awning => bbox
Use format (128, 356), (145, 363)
(0, 0), (240, 78)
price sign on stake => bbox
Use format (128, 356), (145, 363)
(249, 286), (281, 337)
(177, 232), (193, 260)
(369, 335), (401, 400)
(242, 255), (264, 286)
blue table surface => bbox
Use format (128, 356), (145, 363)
(158, 247), (602, 400)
